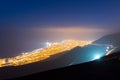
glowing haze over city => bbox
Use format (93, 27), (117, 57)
(0, 0), (120, 68)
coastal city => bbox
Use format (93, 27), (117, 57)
(0, 40), (92, 67)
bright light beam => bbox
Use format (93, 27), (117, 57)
(93, 54), (101, 60)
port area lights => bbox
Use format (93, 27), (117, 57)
(46, 42), (52, 47)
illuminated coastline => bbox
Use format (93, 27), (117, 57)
(0, 40), (92, 67)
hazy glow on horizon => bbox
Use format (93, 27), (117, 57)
(0, 26), (111, 57)
(31, 26), (110, 41)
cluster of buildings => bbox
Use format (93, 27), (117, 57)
(0, 40), (92, 67)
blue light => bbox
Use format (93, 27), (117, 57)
(107, 46), (109, 49)
(93, 55), (101, 60)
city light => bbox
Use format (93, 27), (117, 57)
(46, 42), (52, 47)
(0, 40), (92, 67)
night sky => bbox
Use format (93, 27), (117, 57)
(0, 0), (120, 57)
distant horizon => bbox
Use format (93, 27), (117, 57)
(0, 26), (118, 58)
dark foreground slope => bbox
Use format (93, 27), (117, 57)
(10, 51), (120, 80)
(0, 45), (107, 80)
